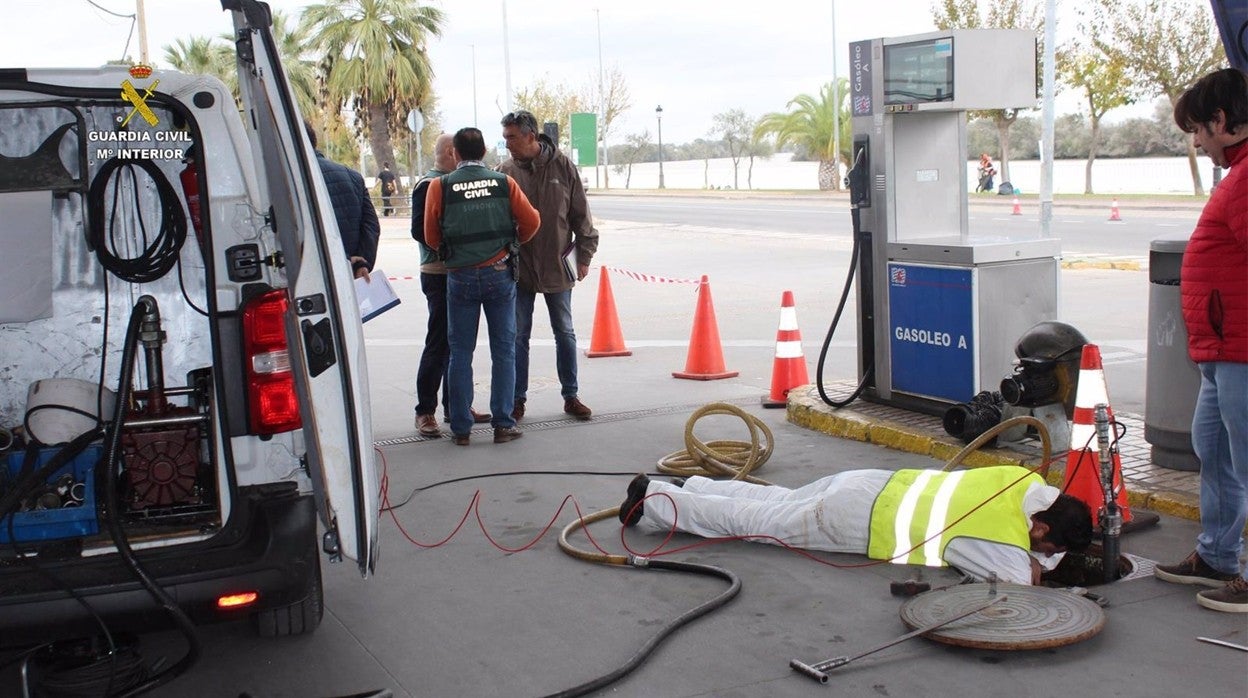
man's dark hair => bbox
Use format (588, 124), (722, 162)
(1173, 68), (1248, 134)
(303, 119), (318, 149)
(453, 127), (487, 161)
(1034, 494), (1093, 551)
(500, 110), (539, 135)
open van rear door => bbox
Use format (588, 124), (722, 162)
(224, 0), (378, 575)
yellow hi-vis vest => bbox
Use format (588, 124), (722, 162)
(867, 467), (1041, 567)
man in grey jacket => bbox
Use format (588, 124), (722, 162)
(499, 110), (600, 421)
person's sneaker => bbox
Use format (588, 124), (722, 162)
(512, 398), (526, 422)
(1196, 576), (1248, 613)
(564, 397), (592, 420)
(1155, 551), (1238, 587)
(493, 427), (523, 444)
(451, 433), (470, 446)
(618, 474), (650, 527)
(415, 413), (440, 438)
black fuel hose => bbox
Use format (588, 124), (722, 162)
(541, 559), (741, 698)
(814, 204), (874, 408)
(100, 298), (200, 697)
(87, 157), (187, 284)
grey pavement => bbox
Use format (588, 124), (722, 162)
(9, 205), (1242, 698)
(127, 304), (1246, 696)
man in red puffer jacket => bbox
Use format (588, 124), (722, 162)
(1154, 68), (1248, 614)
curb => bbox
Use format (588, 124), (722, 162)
(785, 387), (1201, 523)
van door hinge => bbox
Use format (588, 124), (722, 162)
(322, 528), (342, 563)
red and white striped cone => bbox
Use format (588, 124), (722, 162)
(1062, 344), (1133, 525)
(762, 291), (810, 408)
(1011, 196), (1022, 215)
(1108, 198), (1122, 221)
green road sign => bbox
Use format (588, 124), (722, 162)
(570, 112), (597, 167)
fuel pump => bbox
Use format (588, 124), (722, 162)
(845, 29), (1061, 417)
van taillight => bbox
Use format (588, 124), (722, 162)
(241, 289), (302, 434)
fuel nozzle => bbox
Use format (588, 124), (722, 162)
(1094, 403), (1122, 583)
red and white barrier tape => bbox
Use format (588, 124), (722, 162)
(601, 265), (700, 285)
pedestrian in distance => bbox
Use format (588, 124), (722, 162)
(498, 110), (599, 423)
(424, 127), (541, 445)
(377, 161), (399, 217)
(976, 152), (996, 193)
(1153, 67), (1248, 614)
(410, 133), (491, 437)
(619, 465), (1093, 586)
(305, 121), (379, 281)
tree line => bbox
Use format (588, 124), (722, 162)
(156, 0), (1226, 196)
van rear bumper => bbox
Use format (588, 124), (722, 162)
(0, 487), (319, 648)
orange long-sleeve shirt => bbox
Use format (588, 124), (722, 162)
(424, 170), (541, 268)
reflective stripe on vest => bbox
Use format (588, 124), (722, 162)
(867, 467), (1039, 567)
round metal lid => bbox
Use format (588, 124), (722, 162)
(899, 583), (1106, 650)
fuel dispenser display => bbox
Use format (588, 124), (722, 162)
(847, 29), (1059, 416)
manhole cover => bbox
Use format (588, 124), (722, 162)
(899, 583), (1105, 650)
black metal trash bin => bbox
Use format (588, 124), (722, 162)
(1144, 236), (1201, 471)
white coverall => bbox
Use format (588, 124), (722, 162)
(637, 470), (1065, 585)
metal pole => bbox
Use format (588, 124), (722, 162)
(597, 8), (608, 189)
(1040, 0), (1056, 237)
(471, 44), (479, 127)
(501, 0), (513, 113)
(831, 0), (840, 191)
(656, 105), (665, 189)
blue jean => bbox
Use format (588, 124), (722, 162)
(446, 264), (517, 436)
(1192, 361), (1248, 577)
(515, 289), (578, 401)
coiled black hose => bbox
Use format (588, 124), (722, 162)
(86, 157), (187, 284)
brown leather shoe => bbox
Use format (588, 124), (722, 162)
(444, 408), (493, 425)
(451, 433), (470, 446)
(493, 427), (523, 444)
(564, 397), (592, 420)
(415, 413), (440, 438)
(511, 398), (526, 422)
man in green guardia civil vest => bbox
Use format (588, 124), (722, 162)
(424, 127), (541, 445)
(619, 465), (1092, 585)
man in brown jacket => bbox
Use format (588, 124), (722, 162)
(499, 110), (600, 421)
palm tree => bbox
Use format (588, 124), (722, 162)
(755, 80), (850, 191)
(163, 36), (231, 84)
(301, 0), (444, 178)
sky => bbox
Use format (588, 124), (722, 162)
(2, 0), (1157, 148)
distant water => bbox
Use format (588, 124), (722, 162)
(593, 152), (1213, 196)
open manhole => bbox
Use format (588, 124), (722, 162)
(1041, 544), (1136, 587)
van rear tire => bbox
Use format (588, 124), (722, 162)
(252, 558), (323, 637)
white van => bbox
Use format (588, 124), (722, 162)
(0, 0), (377, 649)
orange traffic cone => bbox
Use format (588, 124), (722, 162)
(1011, 196), (1022, 215)
(761, 291), (809, 408)
(585, 266), (632, 358)
(1108, 198), (1122, 221)
(1062, 344), (1132, 525)
(673, 275), (739, 381)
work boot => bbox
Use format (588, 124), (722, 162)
(415, 413), (440, 438)
(512, 398), (526, 422)
(1196, 576), (1248, 613)
(493, 427), (523, 444)
(564, 397), (592, 420)
(1155, 551), (1238, 587)
(618, 474), (650, 527)
(451, 433), (470, 446)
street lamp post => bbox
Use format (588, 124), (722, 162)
(656, 105), (665, 190)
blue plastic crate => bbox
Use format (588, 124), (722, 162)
(1, 444), (101, 544)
